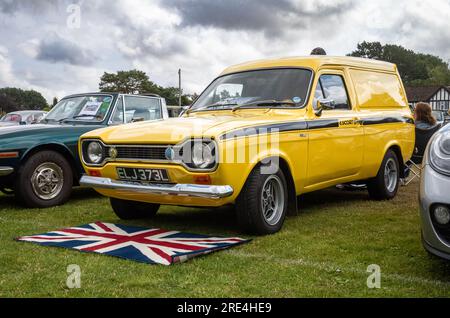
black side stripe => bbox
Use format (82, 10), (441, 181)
(220, 116), (414, 140)
(307, 119), (339, 130)
(360, 116), (414, 125)
(220, 121), (308, 140)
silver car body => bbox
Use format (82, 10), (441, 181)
(420, 124), (450, 260)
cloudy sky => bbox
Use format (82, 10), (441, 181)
(0, 0), (449, 102)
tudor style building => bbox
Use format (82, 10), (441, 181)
(405, 85), (450, 113)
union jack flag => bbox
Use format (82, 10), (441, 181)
(17, 222), (250, 265)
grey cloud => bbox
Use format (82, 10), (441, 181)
(36, 35), (97, 66)
(161, 0), (355, 37)
(0, 0), (66, 14)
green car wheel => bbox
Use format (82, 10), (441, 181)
(15, 150), (73, 208)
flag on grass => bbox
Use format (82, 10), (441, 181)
(16, 222), (250, 265)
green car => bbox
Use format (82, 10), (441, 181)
(0, 93), (168, 208)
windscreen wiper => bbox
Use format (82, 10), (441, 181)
(232, 100), (297, 112)
(187, 103), (238, 114)
(58, 114), (100, 123)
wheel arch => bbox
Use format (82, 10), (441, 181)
(385, 143), (406, 178)
(246, 154), (298, 216)
(21, 143), (80, 185)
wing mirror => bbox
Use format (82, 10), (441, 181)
(315, 98), (335, 117)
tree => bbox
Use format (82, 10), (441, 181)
(349, 41), (384, 60)
(0, 93), (19, 114)
(0, 88), (48, 111)
(99, 70), (192, 106)
(99, 69), (156, 94)
(52, 97), (59, 107)
(348, 42), (450, 86)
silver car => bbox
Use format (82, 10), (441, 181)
(432, 111), (445, 127)
(420, 124), (450, 260)
(0, 111), (47, 127)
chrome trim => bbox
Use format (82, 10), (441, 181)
(81, 139), (174, 167)
(108, 94), (167, 125)
(81, 138), (219, 173)
(80, 176), (234, 199)
(0, 167), (14, 177)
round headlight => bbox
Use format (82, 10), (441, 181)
(191, 142), (215, 169)
(433, 205), (450, 225)
(429, 131), (450, 176)
(87, 141), (104, 164)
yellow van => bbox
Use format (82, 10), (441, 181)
(79, 56), (415, 234)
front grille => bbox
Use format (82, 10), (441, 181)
(115, 146), (168, 161)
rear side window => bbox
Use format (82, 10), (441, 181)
(124, 96), (162, 123)
(349, 69), (408, 108)
(315, 75), (351, 110)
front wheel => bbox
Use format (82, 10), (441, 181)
(15, 151), (73, 208)
(368, 150), (400, 200)
(236, 166), (288, 235)
(110, 198), (160, 220)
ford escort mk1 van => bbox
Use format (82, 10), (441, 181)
(79, 56), (415, 235)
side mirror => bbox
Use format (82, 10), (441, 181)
(315, 99), (335, 116)
(179, 106), (190, 117)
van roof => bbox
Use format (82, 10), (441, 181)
(221, 56), (397, 75)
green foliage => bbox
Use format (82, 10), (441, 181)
(52, 97), (59, 107)
(349, 41), (450, 85)
(0, 87), (48, 112)
(99, 69), (192, 106)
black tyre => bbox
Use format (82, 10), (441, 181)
(15, 151), (73, 208)
(110, 198), (160, 220)
(368, 150), (400, 200)
(236, 165), (288, 235)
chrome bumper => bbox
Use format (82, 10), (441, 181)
(0, 167), (14, 177)
(80, 175), (234, 199)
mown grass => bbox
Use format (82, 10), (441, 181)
(1, 182), (450, 298)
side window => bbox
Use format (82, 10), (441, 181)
(316, 75), (351, 110)
(124, 96), (162, 123)
(111, 96), (124, 125)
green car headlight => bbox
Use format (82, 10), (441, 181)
(429, 130), (450, 176)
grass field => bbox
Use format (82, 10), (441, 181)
(1, 182), (450, 298)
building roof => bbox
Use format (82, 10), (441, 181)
(221, 56), (397, 76)
(405, 85), (450, 102)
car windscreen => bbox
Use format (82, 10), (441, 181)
(433, 111), (444, 121)
(45, 95), (114, 122)
(190, 68), (313, 111)
(1, 114), (22, 122)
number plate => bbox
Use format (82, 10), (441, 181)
(116, 167), (170, 183)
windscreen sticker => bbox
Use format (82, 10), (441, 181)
(79, 101), (102, 116)
(292, 97), (302, 104)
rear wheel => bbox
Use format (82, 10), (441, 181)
(15, 151), (73, 208)
(368, 150), (400, 200)
(110, 198), (160, 220)
(236, 165), (288, 235)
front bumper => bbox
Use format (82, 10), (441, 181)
(0, 167), (14, 177)
(419, 164), (450, 260)
(80, 175), (234, 199)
